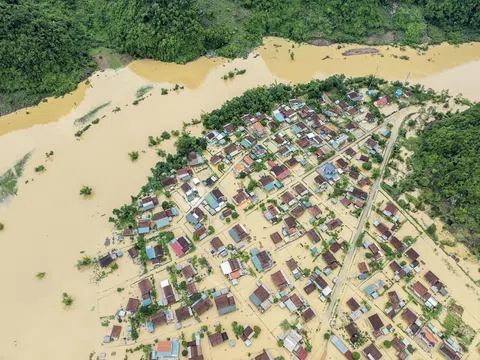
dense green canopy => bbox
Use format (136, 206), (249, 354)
(410, 104), (480, 254)
(0, 0), (479, 113)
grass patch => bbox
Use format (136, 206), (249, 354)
(443, 306), (476, 347)
(62, 293), (74, 307)
(136, 85), (154, 99)
(89, 47), (127, 70)
(73, 102), (111, 126)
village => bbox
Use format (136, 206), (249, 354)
(93, 84), (477, 360)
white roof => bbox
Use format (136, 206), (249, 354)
(160, 279), (170, 288)
(221, 261), (233, 275)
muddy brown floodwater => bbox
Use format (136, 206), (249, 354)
(0, 37), (479, 360)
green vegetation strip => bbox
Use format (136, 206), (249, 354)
(74, 102), (111, 126)
(0, 152), (31, 202)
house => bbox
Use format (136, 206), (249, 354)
(326, 218), (343, 230)
(301, 307), (316, 323)
(175, 306), (193, 322)
(186, 338), (203, 360)
(401, 308), (418, 327)
(375, 221), (392, 240)
(259, 175), (276, 192)
(374, 96), (393, 107)
(192, 295), (213, 316)
(350, 186), (368, 200)
(138, 195), (159, 211)
(363, 343), (383, 360)
(406, 248), (420, 262)
(281, 191), (297, 207)
(345, 322), (360, 343)
(347, 297), (361, 311)
(293, 183), (309, 197)
(271, 270), (290, 291)
(181, 182), (196, 200)
(319, 162), (338, 181)
(187, 283), (198, 297)
(331, 335), (355, 360)
(204, 188), (227, 213)
(146, 244), (164, 264)
(306, 228), (321, 243)
(99, 254), (115, 268)
(125, 298), (141, 315)
(384, 202), (399, 219)
(311, 273), (332, 296)
(297, 137), (310, 148)
(151, 339), (180, 360)
(107, 325), (122, 342)
(151, 310), (168, 329)
(161, 176), (177, 189)
(187, 152), (204, 167)
(186, 207), (205, 225)
(210, 237), (227, 256)
(368, 313), (385, 332)
(314, 174), (327, 191)
(365, 112), (376, 122)
(336, 158), (348, 169)
(390, 236), (406, 253)
(137, 219), (151, 235)
(240, 135), (256, 149)
(182, 264), (197, 282)
(308, 205), (322, 219)
(252, 121), (266, 137)
(177, 168), (193, 181)
(270, 231), (284, 246)
(209, 332), (229, 347)
(228, 223), (249, 243)
(254, 350), (274, 360)
(271, 164), (291, 180)
(345, 147), (357, 159)
(232, 190), (249, 206)
(241, 114), (255, 124)
(286, 258), (302, 280)
(169, 236), (193, 257)
(284, 216), (300, 236)
(358, 262), (370, 274)
(264, 205), (281, 224)
(365, 138), (379, 152)
(340, 197), (351, 208)
(412, 281), (438, 308)
(286, 157), (300, 169)
(386, 291), (404, 318)
(439, 341), (462, 360)
(347, 90), (363, 102)
(314, 148), (326, 160)
(160, 279), (179, 305)
(224, 143), (241, 158)
(424, 270), (446, 295)
(243, 155), (255, 168)
(322, 250), (340, 270)
(249, 283), (272, 312)
(251, 248), (273, 272)
(221, 258), (243, 281)
(210, 154), (224, 165)
(214, 288), (237, 315)
(127, 247), (138, 259)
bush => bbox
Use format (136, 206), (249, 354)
(225, 217), (231, 223)
(278, 339), (284, 347)
(161, 131), (171, 140)
(352, 352), (360, 360)
(324, 333), (330, 340)
(362, 162), (373, 170)
(79, 186), (92, 196)
(365, 252), (373, 259)
(34, 165), (45, 172)
(383, 340), (392, 348)
(128, 151), (139, 161)
(0, 223), (3, 231)
(253, 325), (261, 338)
(231, 212), (239, 219)
(62, 293), (73, 307)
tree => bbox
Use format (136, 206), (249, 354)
(383, 340), (392, 348)
(62, 293), (73, 307)
(161, 131), (171, 140)
(34, 165), (45, 172)
(80, 186), (92, 196)
(232, 212), (239, 219)
(218, 163), (225, 172)
(323, 332), (330, 340)
(362, 162), (373, 170)
(253, 325), (261, 338)
(352, 352), (361, 360)
(208, 225), (215, 234)
(0, 223), (3, 231)
(128, 151), (139, 161)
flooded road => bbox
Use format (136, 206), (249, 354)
(0, 37), (479, 360)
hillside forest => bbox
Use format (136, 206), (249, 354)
(1, 0), (479, 114)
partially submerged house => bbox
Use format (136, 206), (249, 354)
(250, 248), (273, 272)
(169, 236), (193, 257)
(213, 288), (237, 315)
(249, 283), (272, 312)
(229, 223), (250, 243)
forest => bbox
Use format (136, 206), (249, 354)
(1, 0), (479, 114)
(409, 104), (480, 255)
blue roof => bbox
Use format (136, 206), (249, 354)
(205, 193), (219, 209)
(142, 297), (152, 307)
(264, 182), (275, 192)
(274, 112), (285, 121)
(138, 227), (150, 234)
(147, 322), (154, 333)
(292, 124), (301, 134)
(331, 335), (348, 354)
(146, 247), (156, 260)
(249, 293), (261, 306)
(364, 285), (375, 295)
(155, 218), (170, 229)
(171, 208), (179, 216)
(218, 305), (236, 315)
(229, 229), (241, 243)
(186, 213), (198, 224)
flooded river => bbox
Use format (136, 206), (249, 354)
(0, 37), (479, 360)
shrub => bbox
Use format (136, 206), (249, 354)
(324, 333), (330, 340)
(182, 350), (188, 356)
(36, 272), (46, 279)
(365, 252), (373, 259)
(35, 165), (45, 172)
(62, 293), (73, 307)
(352, 352), (360, 360)
(253, 325), (261, 338)
(231, 212), (239, 219)
(383, 340), (392, 348)
(128, 151), (139, 161)
(79, 186), (92, 196)
(225, 217), (231, 223)
(0, 223), (3, 231)
(362, 162), (373, 170)
(161, 131), (171, 140)
(278, 339), (284, 347)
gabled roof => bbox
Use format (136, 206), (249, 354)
(368, 314), (385, 331)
